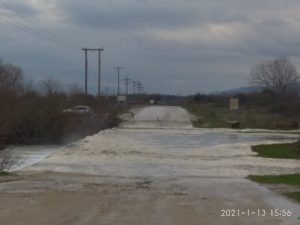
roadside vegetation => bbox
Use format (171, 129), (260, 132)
(0, 171), (11, 176)
(0, 60), (124, 171)
(252, 142), (300, 159)
(249, 174), (300, 186)
(185, 92), (300, 129)
(249, 140), (300, 203)
(187, 57), (300, 203)
(284, 192), (300, 202)
(248, 174), (300, 202)
(0, 61), (121, 146)
(186, 58), (300, 129)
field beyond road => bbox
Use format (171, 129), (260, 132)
(0, 106), (300, 225)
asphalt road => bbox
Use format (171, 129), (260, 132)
(0, 106), (299, 225)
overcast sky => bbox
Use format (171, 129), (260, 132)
(1, 0), (300, 95)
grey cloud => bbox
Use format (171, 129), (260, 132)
(1, 1), (38, 17)
(133, 19), (300, 62)
(55, 0), (249, 30)
(3, 0), (300, 94)
(62, 7), (196, 30)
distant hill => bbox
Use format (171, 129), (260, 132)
(217, 86), (262, 95)
(218, 82), (300, 95)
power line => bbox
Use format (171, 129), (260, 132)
(0, 10), (41, 38)
(0, 1), (78, 49)
(0, 1), (79, 50)
(0, 13), (55, 45)
(0, 12), (77, 50)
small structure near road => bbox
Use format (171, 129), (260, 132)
(117, 96), (127, 105)
(230, 98), (239, 110)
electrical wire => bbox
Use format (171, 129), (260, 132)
(0, 12), (57, 45)
(0, 1), (79, 50)
(1, 1), (78, 48)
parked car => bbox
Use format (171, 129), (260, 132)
(63, 105), (93, 114)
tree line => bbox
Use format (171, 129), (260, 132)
(0, 60), (120, 149)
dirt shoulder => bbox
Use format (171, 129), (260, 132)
(0, 171), (299, 225)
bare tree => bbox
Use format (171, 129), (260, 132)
(0, 61), (24, 147)
(68, 83), (83, 95)
(250, 58), (299, 94)
(0, 61), (23, 95)
(40, 77), (62, 96)
(0, 115), (12, 147)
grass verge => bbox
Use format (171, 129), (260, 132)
(0, 171), (11, 176)
(184, 102), (298, 129)
(248, 174), (300, 186)
(284, 192), (300, 202)
(248, 174), (300, 202)
(252, 142), (300, 159)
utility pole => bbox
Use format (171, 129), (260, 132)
(82, 48), (104, 98)
(124, 76), (131, 96)
(138, 82), (143, 95)
(114, 66), (123, 96)
(82, 48), (88, 97)
(132, 80), (137, 95)
(98, 48), (104, 97)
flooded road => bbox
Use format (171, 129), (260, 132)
(7, 129), (298, 175)
(1, 106), (300, 225)
(23, 128), (299, 178)
(4, 145), (63, 171)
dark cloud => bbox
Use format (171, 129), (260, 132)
(56, 0), (249, 30)
(2, 0), (300, 94)
(64, 5), (196, 30)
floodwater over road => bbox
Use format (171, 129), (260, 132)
(22, 127), (299, 178)
(130, 129), (297, 150)
(6, 129), (299, 175)
(1, 106), (300, 225)
(7, 106), (299, 177)
(4, 145), (63, 171)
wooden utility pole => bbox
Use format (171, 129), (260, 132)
(137, 82), (143, 95)
(82, 48), (104, 98)
(132, 80), (137, 95)
(114, 66), (123, 96)
(124, 76), (131, 96)
(82, 48), (88, 97)
(98, 48), (104, 96)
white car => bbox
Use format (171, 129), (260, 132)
(63, 105), (93, 114)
